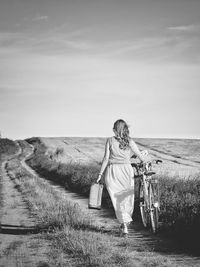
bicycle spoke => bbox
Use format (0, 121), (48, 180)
(139, 183), (149, 228)
(149, 183), (159, 233)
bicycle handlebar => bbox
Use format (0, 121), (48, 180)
(131, 159), (162, 173)
(132, 159), (162, 166)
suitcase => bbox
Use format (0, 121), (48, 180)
(88, 183), (103, 210)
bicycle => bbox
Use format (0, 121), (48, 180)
(131, 159), (162, 233)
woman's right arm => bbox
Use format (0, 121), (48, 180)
(129, 139), (146, 162)
(96, 138), (110, 183)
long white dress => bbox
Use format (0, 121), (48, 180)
(104, 137), (135, 224)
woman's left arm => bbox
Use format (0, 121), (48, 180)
(96, 139), (110, 183)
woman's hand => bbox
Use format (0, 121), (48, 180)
(96, 174), (102, 183)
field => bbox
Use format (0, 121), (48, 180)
(1, 137), (200, 266)
(36, 136), (200, 177)
(26, 137), (200, 249)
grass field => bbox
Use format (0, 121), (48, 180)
(137, 138), (200, 163)
(26, 136), (200, 254)
(1, 137), (199, 265)
(37, 136), (200, 177)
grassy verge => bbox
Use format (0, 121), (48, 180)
(0, 167), (3, 218)
(5, 141), (175, 266)
(0, 138), (18, 161)
(159, 174), (200, 253)
(0, 138), (19, 220)
(26, 137), (200, 254)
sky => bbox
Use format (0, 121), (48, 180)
(0, 0), (200, 139)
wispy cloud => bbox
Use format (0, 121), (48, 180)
(23, 15), (48, 22)
(104, 37), (168, 56)
(0, 30), (94, 54)
(0, 32), (25, 51)
(0, 24), (200, 65)
(167, 24), (200, 32)
(32, 15), (48, 22)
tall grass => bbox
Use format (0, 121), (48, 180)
(0, 168), (3, 220)
(26, 138), (200, 254)
(0, 138), (18, 161)
(159, 174), (200, 252)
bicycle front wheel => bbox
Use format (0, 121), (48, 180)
(139, 182), (149, 228)
(149, 182), (159, 233)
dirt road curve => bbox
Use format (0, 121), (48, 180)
(1, 142), (200, 266)
(0, 147), (50, 267)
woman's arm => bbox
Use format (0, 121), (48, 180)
(96, 138), (110, 183)
(129, 139), (146, 162)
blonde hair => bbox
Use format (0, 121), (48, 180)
(113, 119), (130, 150)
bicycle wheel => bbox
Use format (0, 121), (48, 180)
(149, 182), (159, 233)
(139, 182), (149, 228)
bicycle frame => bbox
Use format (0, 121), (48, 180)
(132, 159), (161, 233)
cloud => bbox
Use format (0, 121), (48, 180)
(0, 32), (24, 43)
(103, 37), (168, 56)
(32, 15), (48, 21)
(0, 30), (95, 55)
(0, 32), (26, 52)
(1, 23), (200, 65)
(167, 24), (200, 32)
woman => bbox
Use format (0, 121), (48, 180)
(97, 119), (146, 235)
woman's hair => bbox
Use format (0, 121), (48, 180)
(113, 119), (130, 150)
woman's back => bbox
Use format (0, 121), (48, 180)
(108, 137), (132, 164)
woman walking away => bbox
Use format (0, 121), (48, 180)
(97, 119), (146, 236)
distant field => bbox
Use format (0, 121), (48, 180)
(41, 137), (106, 165)
(40, 137), (200, 178)
(137, 138), (200, 162)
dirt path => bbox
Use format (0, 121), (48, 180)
(0, 149), (50, 267)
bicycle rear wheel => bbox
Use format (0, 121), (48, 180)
(149, 181), (159, 233)
(139, 182), (149, 228)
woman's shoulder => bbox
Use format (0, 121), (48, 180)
(105, 136), (115, 145)
(106, 136), (114, 142)
(106, 136), (115, 140)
